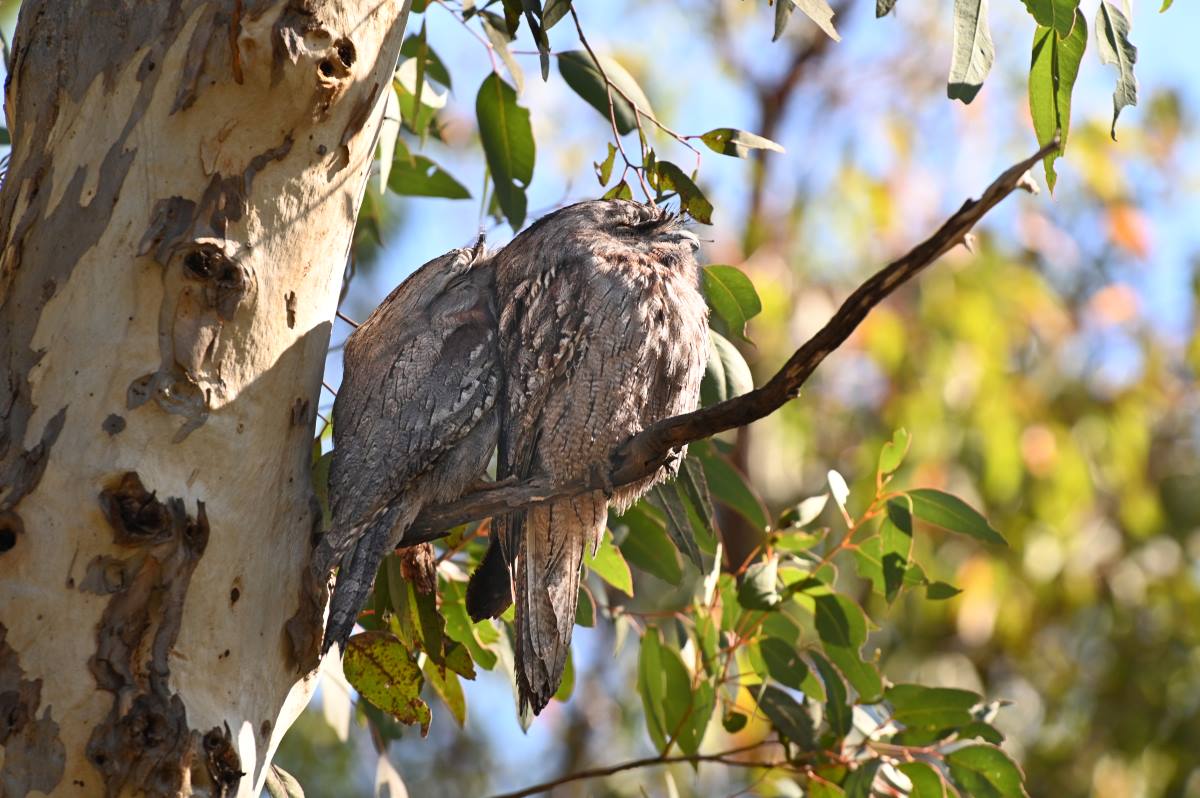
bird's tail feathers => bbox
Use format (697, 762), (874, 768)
(321, 503), (413, 656)
(514, 493), (605, 714)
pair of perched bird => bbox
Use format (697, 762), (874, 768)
(313, 199), (710, 714)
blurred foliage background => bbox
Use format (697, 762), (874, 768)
(260, 0), (1200, 795)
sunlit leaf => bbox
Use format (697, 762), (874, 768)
(780, 494), (829, 529)
(908, 488), (1006, 545)
(1028, 12), (1087, 191)
(388, 141), (471, 199)
(400, 31), (452, 88)
(480, 11), (524, 93)
(699, 128), (785, 159)
(654, 161), (713, 224)
(1095, 1), (1138, 139)
(948, 0), (995, 103)
(441, 580), (499, 671)
(602, 179), (633, 200)
(553, 647), (575, 702)
(575, 585), (595, 627)
(702, 264), (763, 342)
(595, 142), (617, 185)
(638, 630), (669, 749)
(877, 428), (911, 477)
(886, 683), (980, 730)
(585, 529), (634, 596)
(946, 745), (1030, 797)
(422, 656), (466, 727)
(774, 0), (841, 42)
(1021, 0), (1080, 37)
(343, 631), (431, 734)
(899, 762), (949, 798)
(881, 498), (913, 602)
(827, 470), (851, 515)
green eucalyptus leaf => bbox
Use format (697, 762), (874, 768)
(757, 686), (816, 749)
(844, 760), (882, 798)
(558, 50), (655, 135)
(760, 638), (809, 689)
(422, 656), (466, 727)
(585, 529), (633, 596)
(388, 150), (471, 199)
(886, 683), (981, 730)
(908, 488), (1006, 545)
(699, 128), (785, 159)
(739, 556), (782, 610)
(602, 179), (633, 200)
(1021, 0), (1080, 37)
(774, 0), (841, 42)
(702, 265), (763, 342)
(946, 745), (1030, 798)
(1028, 11), (1087, 191)
(617, 505), (682, 585)
(810, 652), (851, 738)
(343, 631), (431, 734)
(948, 0), (995, 103)
(1095, 1), (1138, 139)
(701, 329), (754, 405)
(476, 73), (535, 229)
(653, 161), (713, 224)
(542, 0), (572, 29)
(899, 762), (949, 798)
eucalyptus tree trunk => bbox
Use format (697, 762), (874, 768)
(0, 1), (408, 794)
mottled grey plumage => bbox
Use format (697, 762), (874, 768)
(468, 200), (709, 714)
(316, 245), (500, 655)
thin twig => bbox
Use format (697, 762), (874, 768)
(335, 310), (359, 328)
(569, 6), (654, 201)
(434, 0), (500, 75)
(321, 381), (338, 398)
(404, 140), (1055, 544)
(486, 741), (796, 798)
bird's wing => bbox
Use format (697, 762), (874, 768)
(315, 249), (500, 655)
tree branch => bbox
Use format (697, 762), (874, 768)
(485, 742), (796, 798)
(405, 139), (1057, 545)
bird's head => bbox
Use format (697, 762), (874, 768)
(504, 199), (701, 278)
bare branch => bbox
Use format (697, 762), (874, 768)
(406, 139), (1057, 545)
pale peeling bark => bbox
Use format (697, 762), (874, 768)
(0, 1), (410, 795)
